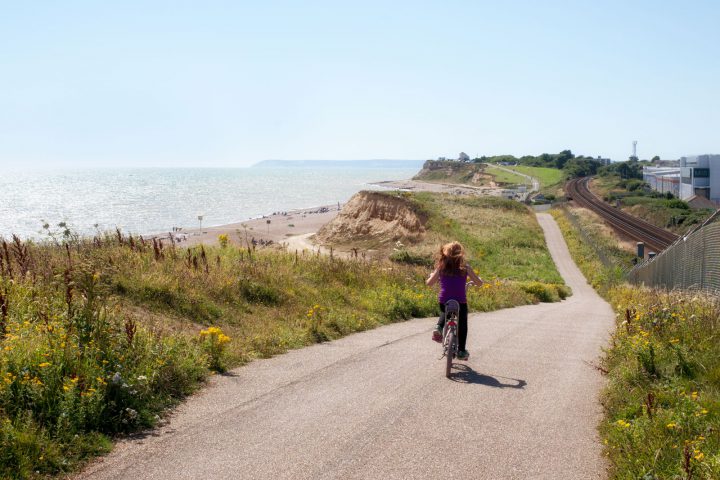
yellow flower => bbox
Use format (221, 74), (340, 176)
(694, 450), (704, 461)
(38, 362), (51, 368)
(690, 391), (698, 400)
(666, 422), (677, 429)
(615, 419), (631, 428)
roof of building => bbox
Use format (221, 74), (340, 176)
(687, 195), (719, 210)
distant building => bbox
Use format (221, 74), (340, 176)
(643, 166), (681, 198)
(458, 152), (470, 162)
(679, 155), (720, 204)
(596, 156), (612, 166)
(437, 156), (447, 161)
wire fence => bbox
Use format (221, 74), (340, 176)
(627, 213), (720, 293)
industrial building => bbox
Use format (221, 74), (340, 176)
(680, 155), (720, 204)
(643, 154), (720, 205)
(643, 167), (680, 198)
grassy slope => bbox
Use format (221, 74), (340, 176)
(388, 192), (568, 301)
(482, 165), (527, 186)
(1, 190), (567, 478)
(552, 207), (720, 479)
(413, 163), (489, 185)
(510, 166), (565, 196)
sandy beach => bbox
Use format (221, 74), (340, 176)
(155, 204), (340, 249)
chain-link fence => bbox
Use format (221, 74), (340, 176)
(627, 214), (720, 292)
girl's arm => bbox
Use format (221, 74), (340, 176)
(466, 264), (484, 286)
(426, 268), (440, 286)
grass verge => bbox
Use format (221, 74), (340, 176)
(602, 287), (719, 479)
(552, 206), (719, 478)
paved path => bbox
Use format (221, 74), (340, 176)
(77, 213), (613, 480)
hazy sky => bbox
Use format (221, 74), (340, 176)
(1, 1), (718, 167)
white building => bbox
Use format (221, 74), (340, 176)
(679, 154), (720, 203)
(643, 166), (681, 198)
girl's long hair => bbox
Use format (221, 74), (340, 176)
(434, 241), (467, 276)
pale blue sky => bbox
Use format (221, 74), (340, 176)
(1, 1), (718, 167)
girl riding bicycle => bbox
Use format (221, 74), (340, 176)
(425, 241), (484, 360)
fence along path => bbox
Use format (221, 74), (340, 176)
(627, 213), (720, 292)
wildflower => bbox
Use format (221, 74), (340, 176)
(112, 372), (122, 384)
(690, 391), (698, 400)
(38, 362), (51, 368)
(137, 375), (147, 381)
(615, 419), (631, 428)
(694, 450), (704, 461)
(96, 377), (107, 385)
(666, 422), (677, 429)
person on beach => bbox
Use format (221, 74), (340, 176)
(425, 241), (484, 360)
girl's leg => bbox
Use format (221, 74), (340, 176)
(437, 303), (446, 330)
(459, 303), (468, 351)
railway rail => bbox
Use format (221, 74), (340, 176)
(565, 177), (679, 254)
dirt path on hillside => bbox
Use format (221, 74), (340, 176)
(76, 213), (613, 480)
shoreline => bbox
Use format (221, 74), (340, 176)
(158, 203), (342, 248)
(155, 179), (515, 249)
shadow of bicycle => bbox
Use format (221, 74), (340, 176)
(450, 364), (527, 389)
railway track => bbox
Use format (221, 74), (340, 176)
(565, 177), (679, 253)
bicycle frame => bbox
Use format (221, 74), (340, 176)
(442, 299), (460, 377)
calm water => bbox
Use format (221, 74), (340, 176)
(1, 166), (418, 239)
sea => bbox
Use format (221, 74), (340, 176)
(1, 164), (421, 239)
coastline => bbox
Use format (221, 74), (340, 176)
(159, 204), (341, 248)
(155, 178), (514, 249)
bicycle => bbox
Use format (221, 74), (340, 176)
(439, 281), (474, 378)
(440, 299), (461, 378)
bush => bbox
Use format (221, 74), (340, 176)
(519, 281), (560, 303)
(389, 250), (433, 267)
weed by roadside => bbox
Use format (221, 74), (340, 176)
(602, 287), (719, 479)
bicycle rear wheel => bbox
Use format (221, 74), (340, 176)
(445, 330), (455, 378)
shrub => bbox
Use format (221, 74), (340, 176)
(519, 281), (560, 303)
(389, 249), (433, 267)
(199, 327), (231, 372)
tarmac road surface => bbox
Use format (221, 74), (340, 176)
(76, 213), (614, 480)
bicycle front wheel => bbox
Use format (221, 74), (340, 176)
(445, 330), (455, 378)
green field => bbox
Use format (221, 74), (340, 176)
(511, 166), (564, 189)
(483, 165), (527, 186)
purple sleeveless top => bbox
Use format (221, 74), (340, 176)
(438, 272), (468, 304)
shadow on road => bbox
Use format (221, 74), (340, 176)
(450, 364), (527, 389)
